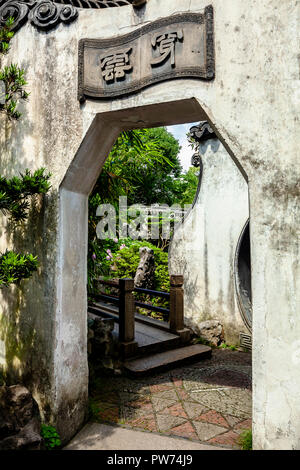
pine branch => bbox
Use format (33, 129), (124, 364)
(0, 168), (51, 222)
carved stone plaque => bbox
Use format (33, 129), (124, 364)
(78, 6), (214, 102)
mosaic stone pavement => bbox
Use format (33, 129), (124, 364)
(89, 349), (252, 449)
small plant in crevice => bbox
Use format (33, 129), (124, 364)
(40, 424), (61, 450)
(0, 17), (29, 120)
(238, 428), (252, 450)
(193, 336), (212, 347)
(0, 16), (14, 55)
(0, 63), (29, 120)
(219, 342), (238, 351)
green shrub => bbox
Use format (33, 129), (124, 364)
(41, 424), (61, 450)
(219, 343), (238, 351)
(112, 240), (169, 292)
(194, 337), (211, 347)
(89, 239), (170, 320)
(238, 429), (252, 450)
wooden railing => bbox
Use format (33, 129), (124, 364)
(90, 275), (188, 357)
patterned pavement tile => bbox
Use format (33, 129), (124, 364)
(161, 403), (188, 419)
(207, 430), (240, 448)
(89, 349), (252, 447)
(129, 416), (158, 432)
(150, 383), (173, 394)
(128, 396), (152, 408)
(224, 415), (243, 427)
(234, 418), (252, 433)
(171, 377), (183, 388)
(190, 388), (252, 419)
(152, 389), (179, 401)
(97, 406), (120, 423)
(183, 402), (209, 420)
(201, 368), (251, 390)
(176, 389), (191, 401)
(157, 414), (187, 432)
(169, 421), (198, 441)
(122, 385), (151, 396)
(121, 403), (153, 421)
(151, 397), (178, 412)
(193, 421), (228, 441)
(183, 378), (215, 392)
(196, 410), (229, 428)
(118, 392), (141, 403)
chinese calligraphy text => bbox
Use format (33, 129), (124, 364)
(79, 8), (215, 101)
(101, 48), (132, 82)
(151, 30), (184, 68)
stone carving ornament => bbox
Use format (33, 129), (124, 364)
(189, 121), (216, 143)
(0, 0), (143, 32)
(190, 121), (216, 168)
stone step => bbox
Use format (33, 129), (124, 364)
(124, 344), (212, 376)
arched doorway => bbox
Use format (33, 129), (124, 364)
(57, 97), (250, 441)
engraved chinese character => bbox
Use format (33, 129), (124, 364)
(151, 30), (184, 68)
(100, 47), (132, 83)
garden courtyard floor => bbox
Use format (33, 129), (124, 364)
(68, 349), (252, 450)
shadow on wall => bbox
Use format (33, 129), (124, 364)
(0, 189), (59, 421)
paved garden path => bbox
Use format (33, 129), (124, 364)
(87, 349), (252, 450)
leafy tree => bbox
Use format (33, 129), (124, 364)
(126, 127), (182, 206)
(91, 127), (180, 207)
(88, 127), (181, 251)
(88, 126), (200, 292)
(171, 166), (200, 205)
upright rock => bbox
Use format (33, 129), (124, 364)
(0, 385), (42, 450)
(195, 320), (225, 347)
(134, 247), (155, 289)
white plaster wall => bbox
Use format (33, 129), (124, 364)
(169, 137), (249, 345)
(0, 0), (298, 449)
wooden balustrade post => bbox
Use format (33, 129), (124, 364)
(169, 275), (190, 343)
(119, 278), (138, 358)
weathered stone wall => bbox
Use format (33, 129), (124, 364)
(169, 136), (250, 345)
(0, 0), (299, 449)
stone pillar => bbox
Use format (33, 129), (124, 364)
(169, 275), (190, 343)
(119, 278), (138, 357)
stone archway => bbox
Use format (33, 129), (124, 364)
(56, 98), (250, 440)
(0, 0), (298, 450)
